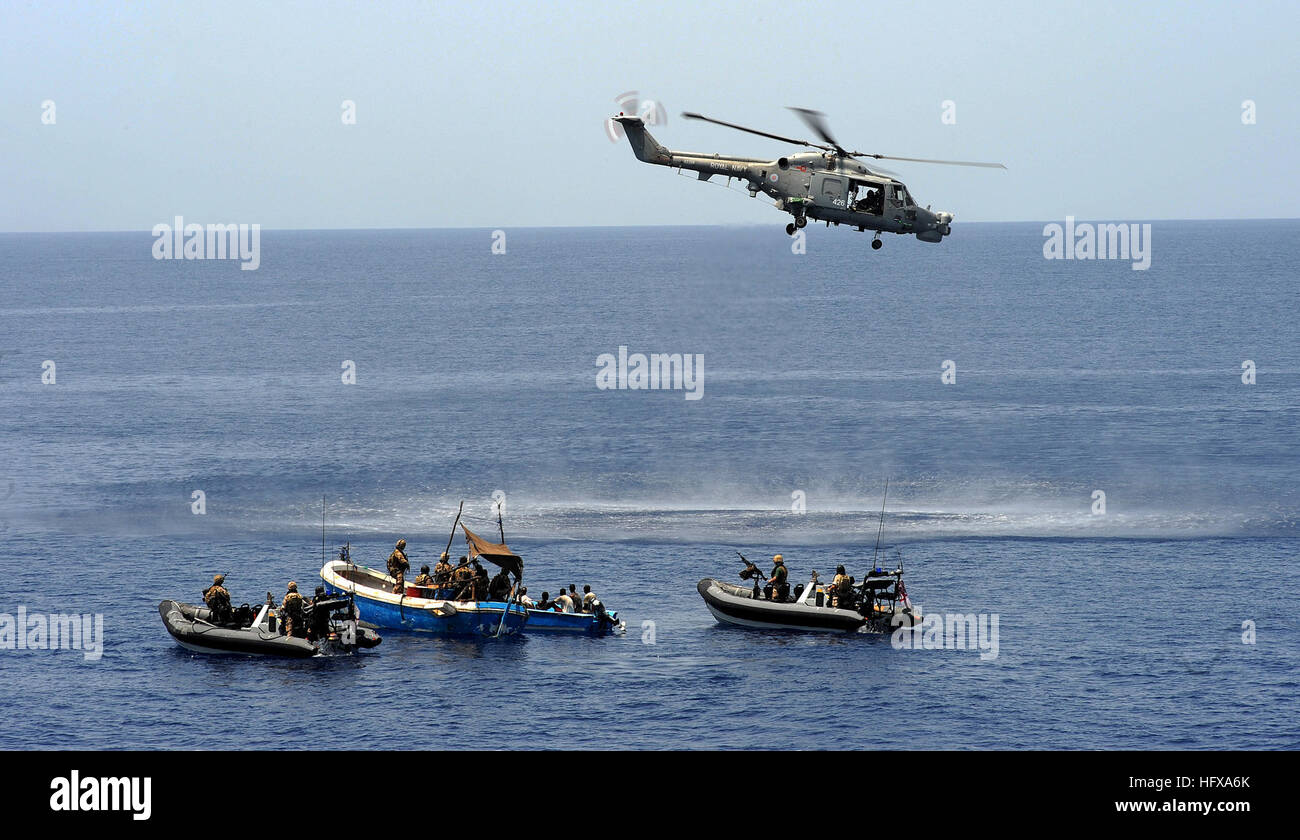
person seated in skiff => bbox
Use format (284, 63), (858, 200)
(413, 564), (436, 596)
(830, 565), (854, 608)
(450, 556), (474, 600)
(488, 567), (512, 602)
(581, 585), (597, 613)
(281, 581), (306, 638)
(432, 552), (453, 587)
(764, 555), (789, 602)
(203, 574), (233, 625)
(554, 587), (577, 613)
(517, 586), (535, 608)
(534, 590), (555, 611)
(387, 539), (411, 594)
(470, 560), (490, 600)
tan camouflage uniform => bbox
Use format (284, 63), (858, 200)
(203, 575), (232, 622)
(281, 585), (305, 638)
(387, 543), (410, 593)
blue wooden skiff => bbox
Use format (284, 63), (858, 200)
(320, 559), (527, 637)
(525, 608), (623, 633)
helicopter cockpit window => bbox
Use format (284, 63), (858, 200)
(887, 184), (912, 209)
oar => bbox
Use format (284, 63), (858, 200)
(494, 581), (518, 638)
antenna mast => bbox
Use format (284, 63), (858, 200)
(872, 478), (889, 567)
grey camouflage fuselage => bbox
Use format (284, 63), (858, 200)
(614, 114), (954, 243)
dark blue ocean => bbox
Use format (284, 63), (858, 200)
(1, 222), (1297, 749)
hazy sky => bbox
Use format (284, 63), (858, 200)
(2, 0), (1297, 231)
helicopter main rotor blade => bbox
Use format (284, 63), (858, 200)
(684, 108), (1007, 169)
(681, 111), (832, 152)
(791, 106), (1006, 168)
(852, 153), (1007, 169)
(787, 107), (849, 156)
(861, 164), (900, 179)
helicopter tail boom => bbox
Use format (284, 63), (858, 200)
(613, 115), (672, 165)
(613, 113), (775, 192)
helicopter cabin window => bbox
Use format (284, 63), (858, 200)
(819, 177), (843, 200)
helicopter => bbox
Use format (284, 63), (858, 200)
(612, 107), (1005, 248)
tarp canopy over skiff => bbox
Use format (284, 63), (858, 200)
(461, 524), (524, 579)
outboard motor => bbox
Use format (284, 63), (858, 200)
(590, 599), (615, 629)
(305, 601), (331, 641)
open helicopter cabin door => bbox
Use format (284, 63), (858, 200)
(849, 179), (885, 216)
(811, 173), (847, 209)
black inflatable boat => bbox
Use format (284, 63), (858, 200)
(698, 565), (920, 633)
(159, 597), (380, 657)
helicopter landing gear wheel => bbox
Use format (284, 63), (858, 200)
(871, 237), (883, 250)
(785, 222), (797, 236)
(795, 216), (807, 229)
